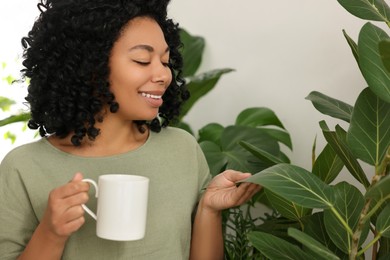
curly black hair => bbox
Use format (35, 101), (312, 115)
(21, 0), (188, 146)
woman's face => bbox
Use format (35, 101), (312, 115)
(108, 16), (172, 121)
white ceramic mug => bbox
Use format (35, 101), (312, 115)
(82, 174), (149, 241)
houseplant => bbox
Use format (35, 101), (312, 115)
(239, 1), (390, 259)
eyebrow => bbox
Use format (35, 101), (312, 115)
(129, 44), (170, 53)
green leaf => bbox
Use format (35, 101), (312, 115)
(199, 141), (227, 177)
(179, 28), (205, 77)
(244, 163), (333, 209)
(179, 68), (234, 120)
(0, 97), (16, 112)
(259, 128), (293, 150)
(324, 182), (368, 254)
(248, 231), (312, 260)
(366, 174), (390, 199)
(0, 113), (30, 127)
(288, 228), (340, 260)
(337, 0), (390, 22)
(4, 131), (16, 144)
(266, 190), (311, 221)
(200, 126), (281, 176)
(313, 144), (344, 184)
(378, 237), (390, 259)
(343, 30), (360, 69)
(3, 75), (15, 85)
(358, 22), (390, 103)
(379, 39), (390, 73)
(306, 91), (353, 123)
(347, 87), (390, 166)
(377, 204), (390, 238)
(235, 107), (292, 150)
(303, 213), (349, 259)
(319, 121), (370, 188)
(197, 123), (224, 144)
(235, 107), (285, 129)
(240, 141), (288, 165)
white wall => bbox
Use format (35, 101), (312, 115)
(168, 0), (368, 171)
(1, 0), (369, 172)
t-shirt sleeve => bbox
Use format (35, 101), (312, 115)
(0, 153), (39, 259)
(195, 143), (212, 201)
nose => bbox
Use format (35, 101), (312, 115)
(151, 62), (172, 86)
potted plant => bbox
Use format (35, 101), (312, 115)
(240, 1), (390, 259)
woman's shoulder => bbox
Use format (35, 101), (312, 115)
(152, 126), (198, 146)
(1, 138), (46, 164)
(161, 126), (196, 140)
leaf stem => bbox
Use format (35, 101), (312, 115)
(330, 206), (353, 236)
(357, 233), (381, 257)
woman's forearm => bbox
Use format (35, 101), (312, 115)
(190, 199), (224, 260)
(17, 223), (67, 260)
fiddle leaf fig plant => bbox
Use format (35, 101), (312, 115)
(242, 1), (390, 259)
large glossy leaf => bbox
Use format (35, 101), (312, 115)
(179, 68), (234, 119)
(303, 213), (349, 259)
(179, 28), (204, 77)
(240, 141), (288, 165)
(265, 189), (311, 221)
(0, 113), (30, 127)
(248, 231), (312, 260)
(347, 87), (390, 166)
(343, 30), (360, 70)
(312, 144), (344, 184)
(288, 228), (340, 260)
(323, 182), (368, 254)
(235, 107), (292, 149)
(358, 22), (390, 103)
(197, 123), (224, 144)
(244, 164), (333, 209)
(376, 204), (390, 238)
(378, 237), (390, 259)
(235, 107), (285, 129)
(259, 128), (293, 150)
(319, 121), (370, 188)
(306, 91), (353, 123)
(379, 39), (390, 73)
(199, 141), (227, 177)
(366, 174), (390, 200)
(337, 0), (390, 22)
(200, 126), (280, 176)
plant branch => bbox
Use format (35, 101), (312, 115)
(363, 194), (390, 223)
(357, 233), (381, 257)
(377, 146), (390, 176)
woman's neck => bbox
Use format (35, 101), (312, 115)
(48, 120), (149, 157)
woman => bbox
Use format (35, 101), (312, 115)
(0, 0), (260, 259)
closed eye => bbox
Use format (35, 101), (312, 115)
(133, 60), (150, 66)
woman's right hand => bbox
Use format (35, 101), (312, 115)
(40, 172), (90, 241)
(18, 173), (90, 260)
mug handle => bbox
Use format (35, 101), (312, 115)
(81, 179), (98, 220)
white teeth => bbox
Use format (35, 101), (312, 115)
(141, 92), (162, 99)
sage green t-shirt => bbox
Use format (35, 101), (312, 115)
(0, 127), (211, 260)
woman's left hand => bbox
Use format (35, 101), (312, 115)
(200, 170), (262, 213)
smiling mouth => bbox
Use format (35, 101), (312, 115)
(140, 92), (164, 108)
(140, 92), (162, 99)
